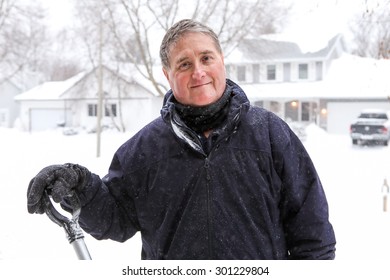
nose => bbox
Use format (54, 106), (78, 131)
(192, 62), (206, 80)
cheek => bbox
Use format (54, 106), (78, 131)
(214, 66), (226, 89)
(217, 63), (226, 80)
(172, 74), (188, 91)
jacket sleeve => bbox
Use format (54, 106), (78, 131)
(74, 152), (140, 243)
(269, 114), (336, 259)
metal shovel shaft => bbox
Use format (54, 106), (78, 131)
(43, 192), (92, 260)
(72, 238), (92, 260)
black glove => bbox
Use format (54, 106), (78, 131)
(27, 163), (91, 214)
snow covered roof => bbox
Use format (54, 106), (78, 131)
(14, 53), (390, 103)
(14, 71), (85, 101)
(323, 54), (390, 99)
(243, 53), (390, 101)
(226, 34), (344, 63)
(14, 64), (167, 101)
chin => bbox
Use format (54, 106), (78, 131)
(192, 96), (218, 107)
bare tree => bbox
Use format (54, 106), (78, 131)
(350, 0), (390, 59)
(0, 0), (49, 86)
(78, 0), (290, 96)
(72, 0), (129, 132)
(41, 28), (84, 81)
(68, 0), (290, 132)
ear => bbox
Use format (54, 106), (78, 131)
(163, 67), (170, 82)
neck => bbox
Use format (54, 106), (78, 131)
(203, 129), (212, 138)
(174, 86), (232, 134)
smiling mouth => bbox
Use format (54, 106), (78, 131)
(190, 82), (211, 88)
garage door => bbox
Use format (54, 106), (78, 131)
(30, 109), (66, 131)
(327, 102), (390, 135)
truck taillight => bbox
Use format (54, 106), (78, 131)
(380, 127), (388, 134)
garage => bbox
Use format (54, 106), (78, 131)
(29, 108), (69, 131)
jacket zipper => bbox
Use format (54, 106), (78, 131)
(204, 157), (213, 259)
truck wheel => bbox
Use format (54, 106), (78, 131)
(352, 139), (358, 145)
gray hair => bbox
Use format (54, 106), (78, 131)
(160, 19), (222, 69)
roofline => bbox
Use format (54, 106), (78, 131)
(59, 65), (158, 98)
(226, 33), (344, 64)
(14, 96), (156, 102)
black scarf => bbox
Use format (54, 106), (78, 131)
(174, 86), (232, 133)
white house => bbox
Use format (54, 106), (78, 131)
(15, 66), (164, 133)
(225, 34), (390, 134)
(0, 79), (21, 128)
(14, 35), (390, 135)
(1, 71), (45, 129)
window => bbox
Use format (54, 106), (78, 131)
(105, 104), (117, 117)
(285, 100), (299, 122)
(270, 101), (281, 114)
(298, 63), (308, 79)
(88, 104), (97, 117)
(267, 65), (276, 80)
(237, 65), (246, 81)
(301, 102), (310, 121)
(88, 104), (117, 117)
(254, 100), (263, 108)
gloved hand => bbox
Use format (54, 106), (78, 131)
(27, 163), (91, 214)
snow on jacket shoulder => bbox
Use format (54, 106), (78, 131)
(77, 79), (336, 260)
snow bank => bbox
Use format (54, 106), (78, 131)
(0, 125), (389, 262)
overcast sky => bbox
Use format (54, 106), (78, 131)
(37, 0), (387, 53)
(38, 0), (74, 30)
(39, 0), (375, 31)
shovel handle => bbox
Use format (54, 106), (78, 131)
(42, 191), (92, 260)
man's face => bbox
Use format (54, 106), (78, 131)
(163, 32), (226, 106)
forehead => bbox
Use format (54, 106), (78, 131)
(169, 32), (219, 58)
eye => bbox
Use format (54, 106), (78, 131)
(202, 55), (212, 63)
(178, 61), (191, 70)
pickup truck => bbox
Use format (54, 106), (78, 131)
(350, 109), (390, 146)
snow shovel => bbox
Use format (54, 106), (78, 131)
(42, 191), (92, 260)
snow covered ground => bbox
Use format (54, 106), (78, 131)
(1, 124), (390, 263)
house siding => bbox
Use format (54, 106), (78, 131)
(0, 81), (21, 128)
(283, 63), (291, 82)
(15, 66), (163, 133)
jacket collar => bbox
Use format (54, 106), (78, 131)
(160, 79), (250, 152)
(161, 79), (250, 123)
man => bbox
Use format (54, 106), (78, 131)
(27, 19), (336, 259)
